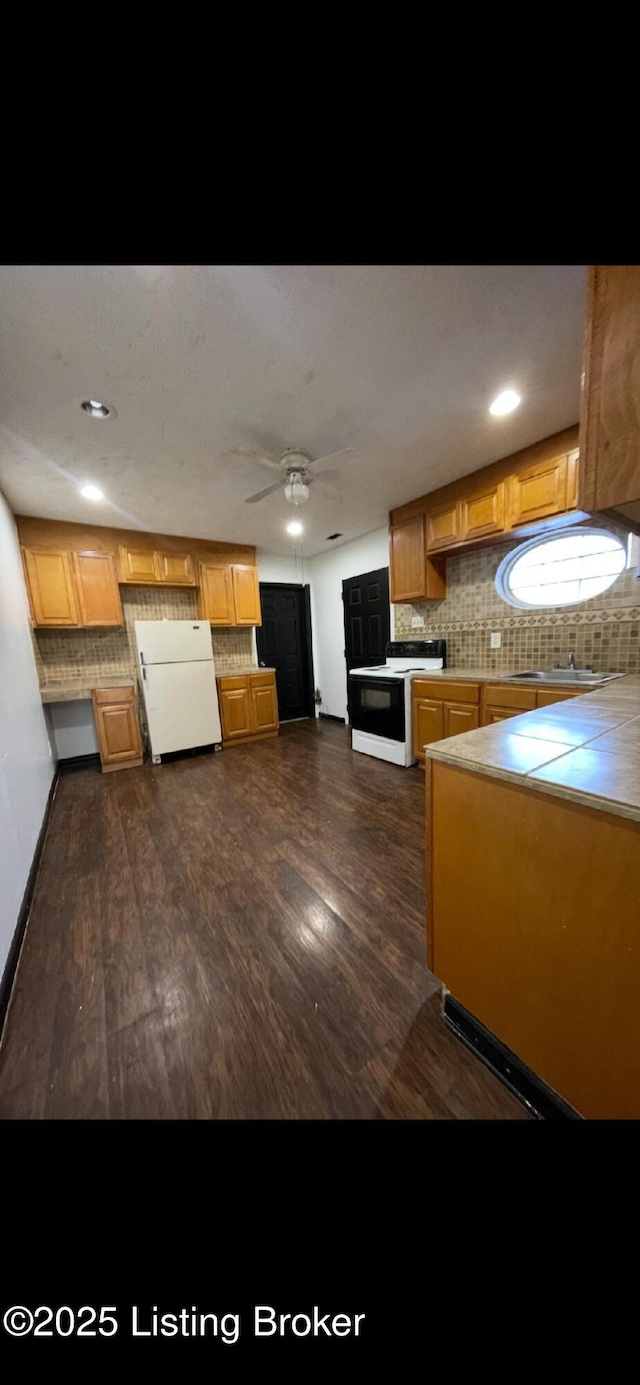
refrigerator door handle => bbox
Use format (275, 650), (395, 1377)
(139, 651), (145, 665)
(142, 666), (147, 680)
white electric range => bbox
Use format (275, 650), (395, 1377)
(349, 639), (447, 767)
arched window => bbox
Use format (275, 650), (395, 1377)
(495, 528), (626, 610)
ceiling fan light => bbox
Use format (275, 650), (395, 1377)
(284, 472), (310, 504)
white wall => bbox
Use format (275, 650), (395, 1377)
(257, 550), (309, 585)
(0, 490), (55, 981)
(307, 528), (391, 720)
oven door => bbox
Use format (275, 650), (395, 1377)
(349, 675), (406, 742)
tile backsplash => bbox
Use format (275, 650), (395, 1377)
(393, 524), (640, 673)
(33, 587), (255, 686)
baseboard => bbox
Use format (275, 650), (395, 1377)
(318, 713), (346, 723)
(0, 767), (59, 1039)
(58, 752), (101, 773)
(444, 994), (581, 1121)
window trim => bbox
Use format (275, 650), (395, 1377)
(495, 526), (626, 610)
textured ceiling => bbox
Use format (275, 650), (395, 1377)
(0, 264), (586, 557)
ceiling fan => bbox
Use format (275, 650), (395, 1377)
(229, 444), (360, 505)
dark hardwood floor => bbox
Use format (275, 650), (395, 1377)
(0, 720), (526, 1119)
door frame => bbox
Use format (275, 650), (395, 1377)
(257, 582), (316, 721)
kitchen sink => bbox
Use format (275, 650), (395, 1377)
(506, 670), (620, 684)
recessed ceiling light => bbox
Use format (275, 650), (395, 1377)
(81, 399), (113, 418)
(80, 484), (104, 501)
(287, 520), (303, 536)
(489, 389), (521, 416)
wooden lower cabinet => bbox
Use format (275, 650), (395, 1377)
(412, 680), (481, 763)
(91, 686), (143, 773)
(413, 698), (444, 761)
(413, 677), (586, 760)
(217, 671), (279, 747)
(482, 683), (583, 723)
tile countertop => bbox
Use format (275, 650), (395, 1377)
(410, 667), (628, 689)
(40, 676), (135, 704)
(215, 666), (275, 677)
(426, 674), (640, 823)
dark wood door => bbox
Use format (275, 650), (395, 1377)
(343, 566), (390, 720)
(257, 584), (312, 721)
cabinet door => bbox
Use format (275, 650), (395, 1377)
(390, 515), (426, 602)
(413, 697), (444, 762)
(443, 702), (480, 737)
(461, 483), (505, 541)
(219, 682), (252, 739)
(92, 687), (143, 771)
(198, 564), (235, 625)
(155, 551), (196, 585)
(536, 689), (582, 708)
(119, 545), (159, 583)
(231, 565), (262, 625)
(508, 454), (568, 528)
(580, 265), (640, 511)
(426, 500), (461, 552)
(566, 449), (579, 511)
(250, 675), (279, 733)
(22, 547), (79, 626)
(482, 707), (522, 725)
(73, 551), (123, 626)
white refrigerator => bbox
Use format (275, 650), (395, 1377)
(134, 620), (222, 761)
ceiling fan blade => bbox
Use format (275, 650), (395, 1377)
(244, 479), (284, 504)
(309, 447), (360, 475)
(229, 445), (282, 470)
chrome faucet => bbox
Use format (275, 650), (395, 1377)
(567, 650), (576, 669)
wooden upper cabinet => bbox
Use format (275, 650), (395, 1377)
(73, 551), (123, 626)
(22, 548), (79, 627)
(508, 453), (568, 529)
(461, 482), (505, 541)
(119, 545), (158, 584)
(390, 515), (427, 601)
(566, 449), (579, 511)
(426, 500), (461, 552)
(232, 564), (262, 625)
(198, 562), (262, 626)
(198, 563), (235, 624)
(155, 551), (196, 585)
(580, 265), (640, 516)
(119, 545), (195, 585)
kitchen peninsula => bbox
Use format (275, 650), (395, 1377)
(425, 674), (640, 1119)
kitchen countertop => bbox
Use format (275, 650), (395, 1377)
(426, 673), (640, 823)
(40, 675), (135, 704)
(411, 666), (627, 690)
(216, 666), (276, 677)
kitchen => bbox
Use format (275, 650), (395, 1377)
(0, 264), (638, 1120)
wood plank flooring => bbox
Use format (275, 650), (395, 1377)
(0, 720), (527, 1119)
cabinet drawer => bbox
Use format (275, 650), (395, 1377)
(536, 689), (583, 707)
(93, 685), (136, 705)
(249, 672), (275, 689)
(413, 679), (480, 704)
(217, 675), (249, 692)
(483, 684), (537, 711)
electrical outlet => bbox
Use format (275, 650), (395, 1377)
(490, 632), (502, 649)
(411, 616), (424, 629)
